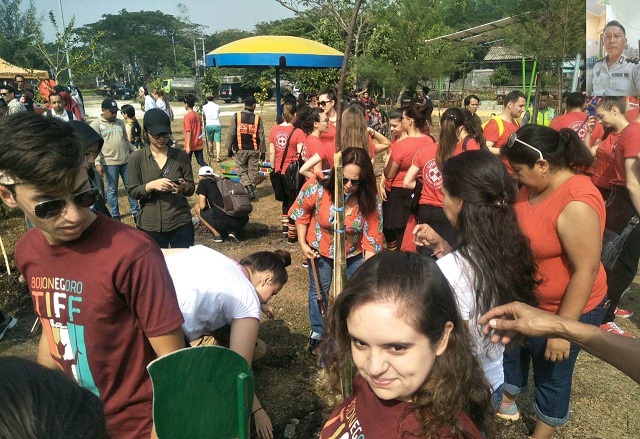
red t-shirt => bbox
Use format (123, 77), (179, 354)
(389, 136), (434, 188)
(183, 110), (203, 152)
(315, 141), (337, 169)
(269, 124), (296, 172)
(412, 143), (442, 207)
(320, 375), (483, 439)
(590, 122), (605, 146)
(625, 107), (639, 124)
(452, 135), (481, 156)
(611, 122), (640, 186)
(289, 128), (307, 161)
(483, 117), (519, 170)
(303, 134), (324, 163)
(515, 175), (607, 314)
(591, 131), (619, 190)
(15, 214), (184, 439)
(320, 120), (336, 144)
(549, 112), (590, 141)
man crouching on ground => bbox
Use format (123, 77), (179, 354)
(0, 113), (185, 439)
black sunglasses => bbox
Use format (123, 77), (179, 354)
(32, 188), (100, 219)
(150, 132), (171, 139)
(318, 100), (330, 107)
(342, 177), (362, 187)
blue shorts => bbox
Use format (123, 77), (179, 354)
(205, 124), (222, 142)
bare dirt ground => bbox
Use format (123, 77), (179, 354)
(0, 98), (639, 438)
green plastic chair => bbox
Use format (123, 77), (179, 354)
(148, 346), (255, 439)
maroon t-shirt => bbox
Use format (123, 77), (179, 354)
(320, 375), (483, 439)
(15, 214), (185, 439)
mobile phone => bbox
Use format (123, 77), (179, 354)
(172, 179), (182, 185)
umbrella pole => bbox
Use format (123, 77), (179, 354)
(275, 67), (282, 122)
(332, 0), (362, 400)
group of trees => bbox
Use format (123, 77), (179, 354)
(0, 0), (584, 102)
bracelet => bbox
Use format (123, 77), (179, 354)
(252, 407), (264, 416)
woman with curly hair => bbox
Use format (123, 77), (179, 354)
(415, 150), (539, 410)
(289, 147), (383, 354)
(320, 251), (492, 438)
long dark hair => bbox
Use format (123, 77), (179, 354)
(298, 106), (323, 135)
(322, 147), (378, 217)
(323, 252), (493, 438)
(404, 101), (432, 131)
(442, 150), (539, 318)
(461, 108), (486, 150)
(0, 357), (109, 439)
(240, 249), (291, 286)
(437, 108), (464, 165)
(501, 124), (593, 171)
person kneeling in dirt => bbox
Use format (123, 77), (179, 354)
(163, 245), (291, 439)
(194, 166), (249, 242)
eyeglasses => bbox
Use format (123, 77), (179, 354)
(0, 93), (7, 96)
(507, 133), (544, 161)
(32, 187), (100, 219)
(319, 118), (330, 123)
(342, 177), (362, 187)
(150, 132), (171, 139)
(318, 100), (330, 107)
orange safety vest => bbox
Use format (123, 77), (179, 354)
(235, 111), (260, 151)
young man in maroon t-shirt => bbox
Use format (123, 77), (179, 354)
(0, 113), (185, 439)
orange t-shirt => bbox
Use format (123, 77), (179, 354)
(411, 143), (442, 207)
(591, 131), (619, 190)
(515, 175), (607, 314)
(288, 178), (383, 259)
(389, 136), (434, 188)
(483, 117), (519, 171)
(549, 112), (590, 141)
(611, 122), (640, 186)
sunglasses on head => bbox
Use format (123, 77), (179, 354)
(32, 187), (100, 219)
(342, 177), (362, 187)
(507, 133), (544, 161)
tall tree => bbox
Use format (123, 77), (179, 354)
(0, 0), (46, 69)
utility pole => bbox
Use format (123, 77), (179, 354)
(58, 0), (73, 85)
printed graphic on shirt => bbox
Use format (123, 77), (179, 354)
(422, 158), (442, 189)
(239, 121), (258, 135)
(274, 131), (289, 151)
(31, 275), (98, 396)
(568, 120), (589, 141)
(322, 398), (363, 439)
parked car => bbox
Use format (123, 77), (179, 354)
(219, 82), (271, 103)
(95, 84), (135, 100)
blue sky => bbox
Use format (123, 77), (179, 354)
(36, 0), (296, 41)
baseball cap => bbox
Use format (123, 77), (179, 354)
(244, 95), (256, 106)
(143, 108), (172, 136)
(198, 166), (214, 176)
(101, 98), (119, 111)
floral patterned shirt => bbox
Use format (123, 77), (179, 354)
(289, 178), (383, 259)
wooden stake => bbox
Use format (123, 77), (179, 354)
(0, 235), (10, 275)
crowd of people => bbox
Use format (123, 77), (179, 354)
(0, 75), (639, 439)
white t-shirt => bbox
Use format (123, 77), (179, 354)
(144, 95), (157, 112)
(203, 101), (221, 126)
(437, 251), (504, 392)
(164, 245), (261, 342)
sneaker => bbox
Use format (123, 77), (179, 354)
(496, 401), (520, 421)
(600, 321), (636, 338)
(212, 235), (224, 243)
(0, 315), (18, 341)
(614, 307), (634, 319)
(302, 258), (309, 269)
(227, 232), (239, 243)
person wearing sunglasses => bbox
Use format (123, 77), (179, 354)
(0, 85), (26, 115)
(317, 88), (338, 144)
(0, 113), (186, 439)
(289, 147), (383, 355)
(128, 108), (196, 248)
(500, 124), (607, 439)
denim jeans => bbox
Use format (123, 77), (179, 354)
(142, 221), (195, 249)
(188, 150), (208, 167)
(308, 254), (364, 340)
(502, 299), (606, 427)
(104, 163), (139, 218)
